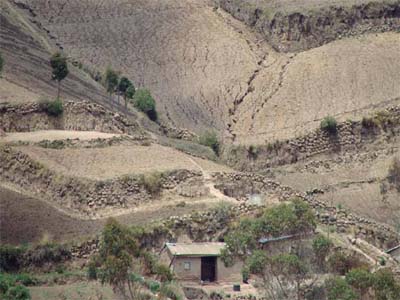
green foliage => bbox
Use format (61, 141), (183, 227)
(159, 282), (182, 300)
(0, 245), (25, 272)
(50, 52), (69, 82)
(241, 266), (250, 283)
(312, 234), (332, 265)
(246, 250), (269, 275)
(320, 116), (338, 134)
(145, 280), (161, 294)
(0, 51), (4, 75)
(104, 67), (119, 95)
(126, 85), (136, 100)
(118, 77), (132, 95)
(328, 251), (353, 275)
(139, 172), (163, 196)
(345, 268), (373, 297)
(325, 276), (356, 300)
(388, 157), (400, 192)
(87, 261), (98, 280)
(198, 131), (220, 155)
(0, 273), (34, 300)
(39, 98), (64, 117)
(25, 242), (71, 267)
(153, 264), (174, 282)
(91, 218), (141, 297)
(223, 199), (316, 262)
(372, 268), (400, 300)
(5, 284), (31, 300)
(133, 89), (157, 121)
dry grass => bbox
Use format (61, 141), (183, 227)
(15, 143), (231, 180)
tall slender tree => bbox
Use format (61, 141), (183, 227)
(118, 76), (134, 109)
(104, 67), (119, 102)
(50, 52), (69, 100)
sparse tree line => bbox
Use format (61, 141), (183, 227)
(0, 49), (158, 121)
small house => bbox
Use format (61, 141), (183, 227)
(161, 242), (242, 283)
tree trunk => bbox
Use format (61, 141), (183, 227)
(57, 81), (61, 100)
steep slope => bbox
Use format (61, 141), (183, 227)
(8, 0), (400, 144)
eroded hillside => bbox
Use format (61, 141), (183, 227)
(6, 0), (399, 145)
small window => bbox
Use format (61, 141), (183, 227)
(184, 262), (191, 270)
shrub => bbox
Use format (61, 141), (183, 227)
(25, 243), (71, 267)
(372, 268), (400, 300)
(159, 282), (182, 300)
(153, 264), (174, 282)
(87, 261), (98, 280)
(312, 234), (332, 266)
(145, 280), (160, 294)
(361, 117), (378, 130)
(140, 172), (163, 196)
(320, 116), (337, 134)
(345, 268), (373, 298)
(39, 98), (64, 117)
(325, 276), (356, 300)
(5, 284), (31, 300)
(133, 89), (157, 121)
(198, 131), (220, 155)
(241, 266), (250, 283)
(328, 252), (364, 275)
(0, 245), (25, 272)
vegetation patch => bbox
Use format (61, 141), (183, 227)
(198, 131), (220, 155)
(320, 116), (338, 134)
(38, 98), (64, 117)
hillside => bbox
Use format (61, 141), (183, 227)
(0, 0), (399, 299)
(5, 0), (399, 143)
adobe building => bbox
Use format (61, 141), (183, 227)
(161, 242), (242, 283)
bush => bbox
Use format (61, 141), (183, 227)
(140, 172), (163, 196)
(24, 243), (71, 267)
(0, 51), (4, 75)
(39, 98), (64, 117)
(159, 282), (182, 300)
(372, 268), (400, 300)
(133, 89), (157, 121)
(325, 276), (356, 300)
(312, 234), (332, 265)
(0, 245), (25, 272)
(87, 261), (98, 280)
(5, 284), (31, 300)
(153, 264), (174, 282)
(198, 131), (220, 155)
(361, 117), (378, 130)
(145, 280), (161, 294)
(320, 116), (337, 134)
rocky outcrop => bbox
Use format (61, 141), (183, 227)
(218, 0), (400, 52)
(0, 101), (146, 139)
(223, 105), (400, 171)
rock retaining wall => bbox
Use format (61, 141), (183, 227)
(0, 101), (146, 139)
(0, 146), (201, 218)
(223, 105), (400, 171)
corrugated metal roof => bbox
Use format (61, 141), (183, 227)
(165, 242), (226, 257)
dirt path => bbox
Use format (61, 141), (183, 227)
(188, 158), (237, 204)
(1, 130), (122, 143)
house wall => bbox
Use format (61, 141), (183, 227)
(171, 256), (243, 283)
(172, 257), (202, 281)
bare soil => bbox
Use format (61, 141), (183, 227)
(15, 143), (232, 180)
(0, 130), (122, 143)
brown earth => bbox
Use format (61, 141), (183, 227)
(15, 143), (232, 180)
(4, 0), (399, 144)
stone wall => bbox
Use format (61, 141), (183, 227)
(0, 146), (201, 218)
(0, 101), (146, 139)
(223, 105), (400, 171)
(212, 172), (400, 249)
